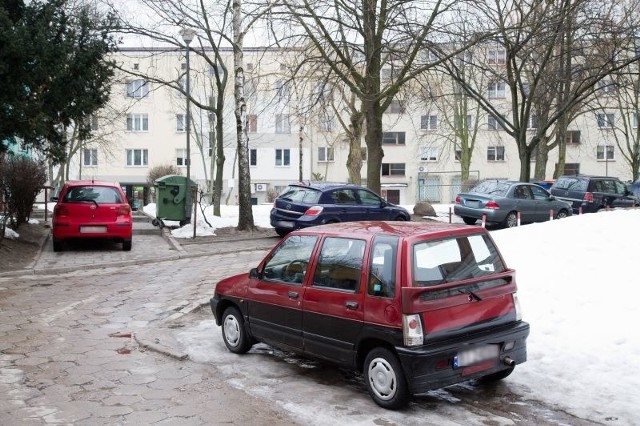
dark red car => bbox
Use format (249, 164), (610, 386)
(51, 180), (133, 252)
(210, 221), (529, 409)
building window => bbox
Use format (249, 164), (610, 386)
(126, 114), (148, 132)
(566, 130), (581, 144)
(381, 163), (405, 176)
(454, 114), (473, 131)
(488, 48), (506, 65)
(487, 115), (504, 130)
(83, 148), (98, 167)
(275, 148), (290, 166)
(527, 115), (537, 130)
(276, 114), (291, 134)
(133, 63), (139, 70)
(421, 115), (438, 130)
(563, 163), (580, 175)
(126, 149), (148, 166)
(176, 114), (186, 132)
(597, 113), (615, 129)
(382, 132), (406, 145)
(454, 149), (462, 161)
(318, 147), (335, 162)
(275, 80), (290, 99)
(246, 62), (254, 72)
(597, 79), (615, 94)
(488, 81), (506, 98)
(250, 149), (257, 166)
(209, 65), (225, 77)
(487, 146), (505, 161)
(319, 115), (334, 132)
(597, 145), (615, 161)
(632, 113), (638, 128)
(126, 79), (149, 98)
(247, 114), (257, 133)
(387, 100), (405, 114)
(176, 148), (187, 167)
(420, 146), (438, 162)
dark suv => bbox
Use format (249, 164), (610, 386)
(270, 182), (411, 237)
(549, 175), (639, 214)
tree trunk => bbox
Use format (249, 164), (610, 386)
(346, 111), (364, 185)
(364, 103), (383, 194)
(214, 112), (225, 216)
(233, 0), (254, 230)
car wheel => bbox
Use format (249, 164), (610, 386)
(479, 367), (514, 383)
(504, 211), (518, 228)
(52, 238), (63, 252)
(364, 347), (409, 410)
(221, 306), (253, 354)
(275, 228), (289, 238)
(463, 217), (477, 225)
(555, 209), (569, 219)
(394, 215), (407, 221)
(123, 239), (132, 251)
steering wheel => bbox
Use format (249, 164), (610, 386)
(282, 260), (308, 282)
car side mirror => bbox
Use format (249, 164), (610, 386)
(249, 268), (260, 279)
(380, 200), (388, 207)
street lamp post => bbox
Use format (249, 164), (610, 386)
(180, 28), (196, 221)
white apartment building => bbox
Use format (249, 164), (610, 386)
(68, 46), (637, 207)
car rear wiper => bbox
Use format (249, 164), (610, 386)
(76, 198), (99, 208)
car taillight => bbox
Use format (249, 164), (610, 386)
(485, 201), (500, 209)
(455, 196), (462, 204)
(402, 314), (424, 346)
(303, 206), (323, 217)
(583, 192), (593, 203)
(513, 293), (522, 321)
(117, 205), (131, 216)
(53, 205), (68, 217)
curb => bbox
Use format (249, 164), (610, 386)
(133, 330), (189, 361)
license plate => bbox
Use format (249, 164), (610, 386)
(80, 226), (107, 233)
(465, 200), (480, 208)
(453, 345), (499, 369)
(279, 221), (294, 227)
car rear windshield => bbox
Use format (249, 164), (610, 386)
(62, 186), (124, 204)
(554, 177), (587, 191)
(470, 180), (510, 196)
(278, 186), (322, 203)
(412, 234), (506, 287)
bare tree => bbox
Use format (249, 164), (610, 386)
(279, 0), (484, 194)
(439, 0), (640, 182)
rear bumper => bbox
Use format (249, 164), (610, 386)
(453, 205), (507, 223)
(395, 321), (530, 394)
(52, 222), (132, 240)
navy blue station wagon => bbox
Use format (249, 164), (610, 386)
(270, 182), (411, 237)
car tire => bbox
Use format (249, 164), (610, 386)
(364, 347), (409, 410)
(221, 306), (253, 354)
(555, 209), (569, 219)
(479, 367), (514, 383)
(275, 228), (289, 238)
(504, 211), (518, 228)
(52, 238), (63, 252)
(394, 215), (407, 221)
(123, 239), (132, 251)
(463, 217), (477, 225)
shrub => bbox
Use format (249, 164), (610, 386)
(147, 164), (181, 188)
(0, 155), (47, 228)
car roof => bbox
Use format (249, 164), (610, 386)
(288, 181), (364, 191)
(292, 220), (484, 239)
(63, 180), (122, 188)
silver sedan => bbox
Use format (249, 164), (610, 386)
(454, 180), (572, 227)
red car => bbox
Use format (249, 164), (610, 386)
(51, 180), (133, 252)
(210, 221), (529, 409)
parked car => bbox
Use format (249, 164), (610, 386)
(270, 182), (411, 237)
(454, 180), (572, 228)
(51, 180), (133, 252)
(549, 175), (640, 214)
(210, 221), (530, 409)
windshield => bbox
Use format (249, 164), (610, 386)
(278, 186), (322, 203)
(469, 181), (510, 196)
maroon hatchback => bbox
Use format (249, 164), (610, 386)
(51, 180), (133, 252)
(210, 221), (529, 409)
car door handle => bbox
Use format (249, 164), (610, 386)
(288, 291), (299, 299)
(345, 301), (359, 310)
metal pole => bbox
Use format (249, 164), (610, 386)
(185, 39), (192, 221)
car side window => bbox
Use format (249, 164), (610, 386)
(531, 186), (548, 200)
(312, 237), (366, 292)
(358, 189), (382, 206)
(331, 189), (357, 204)
(368, 237), (398, 298)
(262, 235), (318, 284)
(513, 186), (531, 199)
(614, 181), (627, 195)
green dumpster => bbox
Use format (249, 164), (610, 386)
(154, 175), (196, 226)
